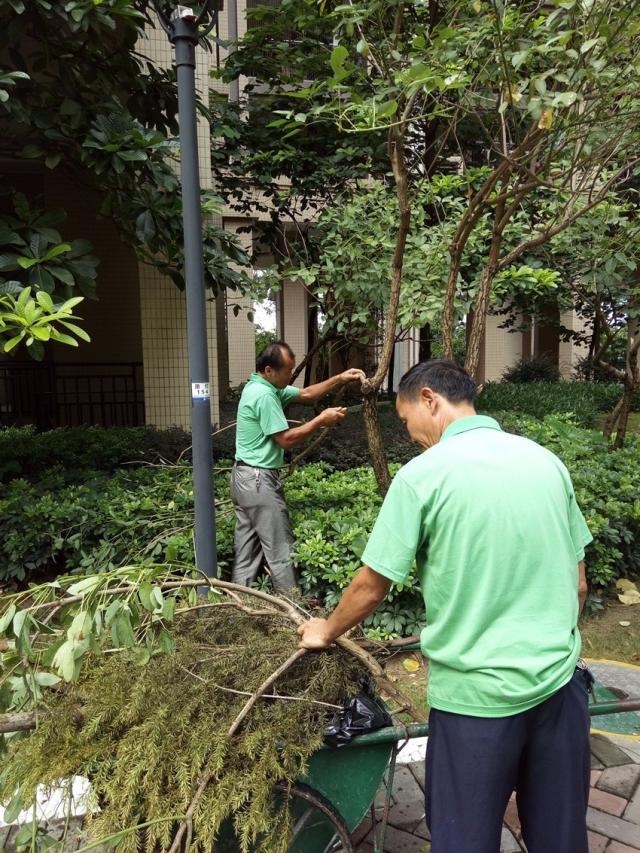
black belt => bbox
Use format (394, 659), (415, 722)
(235, 460), (275, 470)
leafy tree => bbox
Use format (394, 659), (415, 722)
(227, 0), (640, 490)
(545, 200), (640, 446)
(0, 0), (253, 342)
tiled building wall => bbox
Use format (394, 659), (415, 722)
(224, 220), (256, 388)
(279, 279), (308, 388)
(137, 21), (223, 426)
(44, 174), (142, 365)
(558, 308), (589, 379)
(480, 312), (523, 382)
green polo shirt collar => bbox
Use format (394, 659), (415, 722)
(441, 414), (502, 442)
(249, 372), (276, 391)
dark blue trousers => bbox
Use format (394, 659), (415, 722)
(425, 668), (591, 853)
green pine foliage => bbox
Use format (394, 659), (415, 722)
(0, 608), (364, 853)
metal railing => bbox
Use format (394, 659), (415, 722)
(0, 362), (144, 429)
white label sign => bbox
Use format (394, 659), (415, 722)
(191, 382), (210, 400)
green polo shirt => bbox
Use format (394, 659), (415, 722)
(362, 415), (593, 718)
(235, 373), (301, 468)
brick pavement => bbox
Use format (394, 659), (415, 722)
(355, 733), (640, 852)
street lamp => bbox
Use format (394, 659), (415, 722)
(151, 1), (220, 579)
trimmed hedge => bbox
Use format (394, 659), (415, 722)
(0, 425), (191, 485)
(477, 381), (639, 428)
(1, 417), (639, 619)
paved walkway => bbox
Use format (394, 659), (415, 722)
(354, 732), (640, 852)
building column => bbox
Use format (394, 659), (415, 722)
(558, 308), (589, 379)
(225, 220), (256, 389)
(478, 311), (523, 382)
(278, 278), (308, 388)
(139, 264), (221, 428)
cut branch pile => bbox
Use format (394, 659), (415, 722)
(0, 575), (424, 853)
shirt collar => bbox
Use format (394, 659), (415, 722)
(440, 415), (502, 442)
(249, 372), (277, 391)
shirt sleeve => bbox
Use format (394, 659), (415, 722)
(278, 385), (301, 408)
(556, 460), (593, 561)
(361, 472), (424, 583)
(255, 393), (289, 437)
(568, 490), (593, 562)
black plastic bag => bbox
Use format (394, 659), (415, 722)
(324, 690), (392, 748)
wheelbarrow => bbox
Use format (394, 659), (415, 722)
(217, 690), (640, 853)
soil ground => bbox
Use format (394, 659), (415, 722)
(389, 602), (640, 704)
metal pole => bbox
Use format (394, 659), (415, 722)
(227, 0), (240, 104)
(168, 7), (217, 578)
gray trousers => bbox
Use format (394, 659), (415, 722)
(230, 463), (298, 592)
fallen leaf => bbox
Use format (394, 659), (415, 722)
(618, 590), (640, 606)
(616, 579), (638, 592)
(619, 621), (631, 627)
(403, 658), (421, 673)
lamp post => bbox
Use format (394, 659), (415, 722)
(151, 2), (219, 579)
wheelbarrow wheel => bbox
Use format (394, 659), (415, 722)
(277, 782), (355, 853)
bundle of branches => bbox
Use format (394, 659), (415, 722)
(0, 569), (425, 853)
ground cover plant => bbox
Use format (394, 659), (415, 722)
(2, 412), (639, 626)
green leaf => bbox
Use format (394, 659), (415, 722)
(53, 639), (77, 682)
(50, 266), (76, 288)
(17, 256), (39, 270)
(3, 791), (25, 825)
(12, 609), (27, 637)
(114, 612), (136, 647)
(135, 210), (155, 243)
(158, 627), (175, 655)
(0, 603), (16, 633)
(27, 338), (45, 361)
(329, 44), (349, 75)
(138, 583), (154, 611)
(133, 647), (151, 666)
(67, 575), (102, 596)
(59, 320), (90, 342)
(67, 610), (92, 642)
(43, 243), (72, 261)
(35, 290), (54, 312)
(376, 100), (398, 119)
(4, 332), (25, 353)
(581, 37), (600, 53)
(162, 596), (176, 623)
(34, 671), (61, 687)
(45, 153), (61, 170)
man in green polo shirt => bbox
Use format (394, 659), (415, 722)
(298, 359), (593, 853)
(232, 340), (364, 592)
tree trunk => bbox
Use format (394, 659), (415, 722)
(419, 323), (432, 361)
(362, 392), (392, 494)
(304, 305), (318, 386)
(361, 122), (411, 495)
(387, 336), (396, 393)
(613, 315), (639, 448)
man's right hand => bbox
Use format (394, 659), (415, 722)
(319, 407), (347, 427)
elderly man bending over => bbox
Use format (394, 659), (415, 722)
(298, 359), (593, 853)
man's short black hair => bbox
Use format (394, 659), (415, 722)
(256, 340), (295, 373)
(397, 359), (476, 404)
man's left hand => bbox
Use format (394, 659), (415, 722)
(297, 618), (334, 649)
(340, 368), (366, 385)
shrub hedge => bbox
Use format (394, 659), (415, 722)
(0, 425), (191, 485)
(1, 416), (639, 638)
(477, 381), (639, 428)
